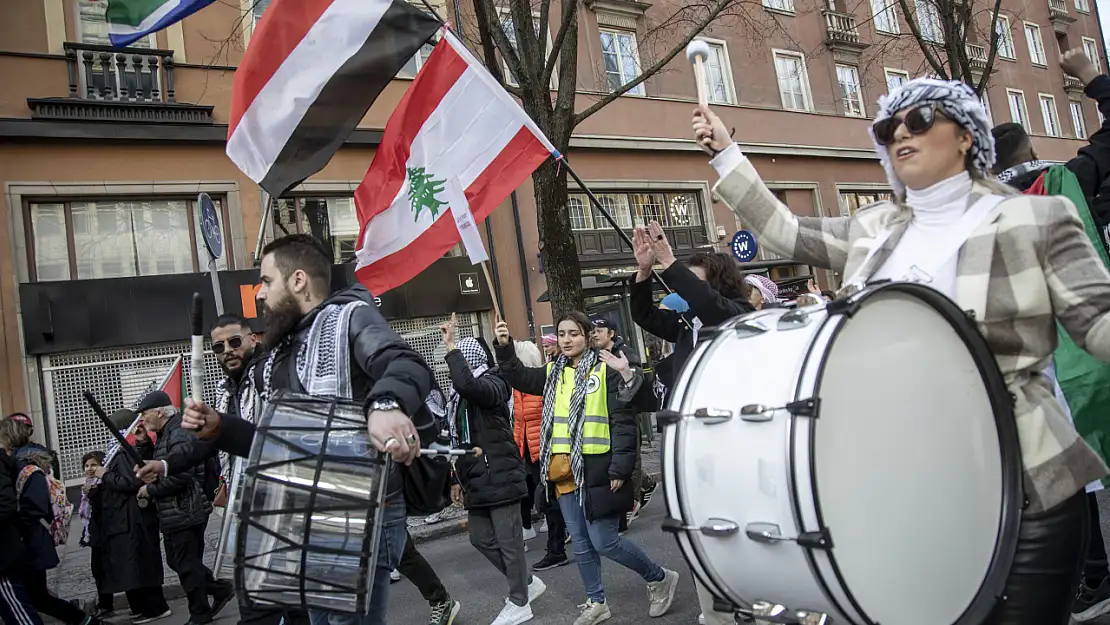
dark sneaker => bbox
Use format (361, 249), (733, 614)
(640, 481), (657, 508)
(1074, 578), (1110, 622)
(209, 586), (235, 619)
(132, 609), (173, 624)
(428, 598), (460, 625)
(533, 552), (569, 571)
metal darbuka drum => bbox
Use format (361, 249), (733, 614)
(214, 456), (246, 580)
(236, 391), (390, 614)
(661, 282), (1022, 625)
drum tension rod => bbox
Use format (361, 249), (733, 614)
(661, 516), (740, 537)
(745, 522), (833, 550)
(739, 398), (820, 422)
(656, 407), (734, 425)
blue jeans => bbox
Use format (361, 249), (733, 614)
(558, 489), (664, 603)
(308, 493), (407, 625)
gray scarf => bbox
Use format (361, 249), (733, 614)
(538, 349), (600, 497)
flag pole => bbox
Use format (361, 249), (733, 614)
(560, 159), (691, 329)
(481, 260), (502, 321)
(253, 189), (272, 265)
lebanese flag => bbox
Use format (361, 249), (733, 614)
(226, 0), (441, 198)
(353, 30), (557, 294)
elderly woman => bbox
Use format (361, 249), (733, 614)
(693, 78), (1110, 624)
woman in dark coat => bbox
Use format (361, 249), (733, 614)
(93, 410), (170, 622)
(630, 221), (754, 376)
(440, 317), (540, 625)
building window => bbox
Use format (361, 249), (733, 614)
(268, 196), (369, 263)
(600, 29), (644, 96)
(250, 0), (272, 29)
(839, 189), (893, 216)
(871, 0), (899, 34)
(698, 39), (736, 105)
(26, 197), (230, 282)
(763, 0), (795, 12)
(1024, 22), (1046, 66)
(397, 40), (438, 79)
(1039, 93), (1061, 137)
(499, 12), (557, 88)
(1071, 100), (1087, 138)
(996, 15), (1016, 59)
(884, 68), (910, 93)
(1075, 0), (1090, 12)
(773, 50), (812, 112)
(1083, 37), (1102, 72)
(567, 191), (704, 230)
(77, 0), (155, 47)
(915, 0), (943, 43)
(1007, 89), (1030, 131)
(836, 65), (865, 117)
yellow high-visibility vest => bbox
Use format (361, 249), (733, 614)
(548, 361), (610, 454)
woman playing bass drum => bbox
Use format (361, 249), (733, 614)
(692, 77), (1110, 625)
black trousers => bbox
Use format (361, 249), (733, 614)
(126, 586), (170, 618)
(22, 570), (85, 625)
(528, 457), (566, 556)
(1085, 491), (1108, 585)
(89, 545), (113, 611)
(397, 530), (449, 603)
(238, 604), (311, 625)
(984, 491), (1088, 625)
(164, 524), (222, 620)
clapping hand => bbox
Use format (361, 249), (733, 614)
(646, 221), (676, 268)
(632, 227), (657, 272)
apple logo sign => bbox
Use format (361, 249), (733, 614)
(459, 273), (480, 294)
(464, 276), (475, 289)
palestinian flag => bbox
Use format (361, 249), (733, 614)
(226, 0), (442, 199)
(106, 356), (182, 462)
(104, 0), (217, 48)
(353, 30), (557, 294)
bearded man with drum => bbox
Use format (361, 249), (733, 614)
(144, 234), (437, 625)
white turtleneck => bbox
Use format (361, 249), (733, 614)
(871, 171), (973, 299)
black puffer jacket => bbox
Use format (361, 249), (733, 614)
(0, 449), (25, 576)
(89, 452), (164, 593)
(495, 341), (637, 521)
(631, 262), (754, 379)
(445, 350), (526, 509)
(140, 414), (211, 533)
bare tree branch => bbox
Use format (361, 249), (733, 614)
(544, 0), (578, 87)
(572, 0), (734, 126)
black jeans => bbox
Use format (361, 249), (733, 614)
(1085, 491), (1108, 585)
(164, 524), (222, 620)
(528, 458), (566, 556)
(22, 570), (85, 625)
(126, 586), (170, 618)
(90, 545), (113, 611)
(984, 491), (1088, 625)
(521, 454), (537, 530)
(397, 530), (449, 603)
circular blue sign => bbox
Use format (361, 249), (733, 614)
(730, 230), (757, 263)
(198, 193), (223, 259)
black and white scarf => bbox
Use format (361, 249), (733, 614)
(997, 160), (1048, 184)
(216, 364), (260, 485)
(538, 349), (600, 496)
(262, 300), (366, 400)
(446, 337), (489, 446)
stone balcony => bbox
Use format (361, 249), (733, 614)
(1049, 0), (1075, 35)
(823, 10), (869, 65)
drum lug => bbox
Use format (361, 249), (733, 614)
(662, 516), (740, 537)
(776, 309), (814, 330)
(745, 523), (833, 550)
(732, 320), (770, 337)
(740, 404), (775, 422)
(695, 407), (733, 424)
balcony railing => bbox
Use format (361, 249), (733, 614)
(1048, 0), (1075, 33)
(1065, 74), (1086, 94)
(27, 42), (213, 124)
(965, 43), (988, 71)
(1049, 0), (1068, 15)
(824, 10), (862, 44)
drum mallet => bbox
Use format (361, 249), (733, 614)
(190, 293), (205, 404)
(686, 40), (711, 110)
(420, 446), (483, 457)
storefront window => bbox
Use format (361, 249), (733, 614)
(568, 190), (706, 231)
(26, 197), (226, 282)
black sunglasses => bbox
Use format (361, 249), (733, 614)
(212, 335), (244, 355)
(872, 102), (942, 146)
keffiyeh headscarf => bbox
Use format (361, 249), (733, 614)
(744, 275), (779, 304)
(446, 337), (490, 446)
(870, 78), (995, 199)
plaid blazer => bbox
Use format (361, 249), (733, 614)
(717, 159), (1110, 513)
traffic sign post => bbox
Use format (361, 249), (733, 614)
(730, 230), (758, 263)
(198, 193), (226, 315)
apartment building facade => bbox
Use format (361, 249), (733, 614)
(0, 0), (1104, 481)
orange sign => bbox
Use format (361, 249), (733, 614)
(240, 284), (262, 318)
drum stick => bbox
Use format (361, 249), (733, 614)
(190, 293), (205, 404)
(83, 391), (145, 468)
(686, 41), (711, 110)
(420, 446), (483, 457)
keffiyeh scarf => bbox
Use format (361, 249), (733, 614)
(997, 160), (1048, 184)
(538, 349), (600, 498)
(263, 300), (366, 400)
(870, 78), (995, 198)
(447, 337), (490, 446)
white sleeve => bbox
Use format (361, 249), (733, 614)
(710, 143), (747, 179)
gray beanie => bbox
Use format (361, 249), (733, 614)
(869, 78), (996, 199)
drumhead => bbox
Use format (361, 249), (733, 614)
(806, 284), (1020, 625)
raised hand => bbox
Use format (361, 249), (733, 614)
(632, 227), (656, 271)
(693, 106), (732, 155)
(647, 221), (676, 268)
(440, 312), (457, 351)
(493, 313), (511, 346)
(1061, 47), (1100, 86)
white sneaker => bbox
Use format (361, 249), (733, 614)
(390, 569), (401, 582)
(527, 575), (546, 603)
(647, 569), (679, 617)
(698, 614), (705, 625)
(490, 598), (533, 625)
(522, 526), (538, 541)
(573, 600), (612, 625)
(538, 520), (548, 533)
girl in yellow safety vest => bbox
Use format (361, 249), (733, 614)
(493, 311), (680, 625)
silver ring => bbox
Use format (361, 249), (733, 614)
(405, 434), (418, 444)
(383, 437), (400, 450)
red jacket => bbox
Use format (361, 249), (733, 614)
(513, 390), (543, 463)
